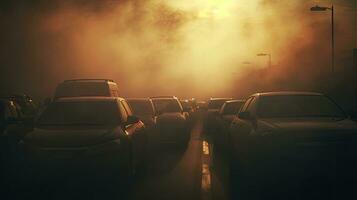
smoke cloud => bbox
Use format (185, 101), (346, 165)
(0, 0), (356, 100)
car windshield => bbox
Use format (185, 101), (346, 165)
(152, 99), (182, 113)
(208, 99), (229, 109)
(37, 101), (120, 126)
(257, 95), (346, 118)
(128, 100), (154, 115)
(55, 82), (110, 98)
(223, 101), (245, 115)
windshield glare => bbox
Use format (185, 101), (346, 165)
(152, 99), (182, 113)
(257, 95), (346, 118)
(128, 100), (154, 116)
(37, 101), (120, 126)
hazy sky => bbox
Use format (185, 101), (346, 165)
(0, 0), (356, 99)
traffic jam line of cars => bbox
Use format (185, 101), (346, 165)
(2, 79), (357, 199)
(204, 92), (357, 199)
(1, 79), (195, 192)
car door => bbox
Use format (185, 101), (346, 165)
(121, 100), (146, 168)
(229, 97), (257, 155)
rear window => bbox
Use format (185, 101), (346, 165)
(257, 95), (346, 118)
(152, 99), (182, 113)
(128, 100), (154, 116)
(37, 101), (120, 126)
(55, 82), (110, 98)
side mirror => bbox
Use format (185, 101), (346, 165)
(238, 111), (254, 120)
(127, 115), (140, 124)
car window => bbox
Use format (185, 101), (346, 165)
(245, 97), (256, 113)
(223, 102), (245, 115)
(256, 95), (346, 118)
(152, 99), (182, 113)
(121, 100), (133, 116)
(37, 101), (120, 126)
(128, 100), (154, 116)
(240, 97), (254, 113)
(118, 101), (128, 123)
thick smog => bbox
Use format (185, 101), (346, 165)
(1, 1), (357, 200)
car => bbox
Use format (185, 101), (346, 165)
(213, 100), (245, 153)
(0, 98), (30, 179)
(196, 101), (207, 112)
(204, 98), (232, 135)
(228, 92), (357, 199)
(0, 97), (30, 141)
(150, 96), (190, 148)
(54, 79), (120, 99)
(23, 97), (147, 183)
(9, 94), (38, 127)
(9, 94), (37, 117)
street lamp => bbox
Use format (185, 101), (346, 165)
(256, 53), (271, 68)
(310, 5), (334, 73)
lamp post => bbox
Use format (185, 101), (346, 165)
(257, 53), (271, 68)
(310, 5), (334, 73)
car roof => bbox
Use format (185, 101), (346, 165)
(150, 96), (178, 99)
(127, 98), (151, 101)
(252, 91), (323, 97)
(63, 79), (115, 83)
(225, 100), (245, 104)
(209, 97), (233, 101)
(55, 96), (124, 102)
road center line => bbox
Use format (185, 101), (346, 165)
(201, 140), (212, 200)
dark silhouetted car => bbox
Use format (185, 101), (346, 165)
(9, 94), (37, 128)
(0, 98), (30, 181)
(204, 97), (232, 135)
(213, 100), (245, 153)
(228, 92), (357, 199)
(23, 97), (147, 183)
(54, 79), (119, 99)
(9, 94), (37, 118)
(150, 96), (190, 148)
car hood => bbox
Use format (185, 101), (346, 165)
(24, 126), (120, 148)
(258, 118), (357, 133)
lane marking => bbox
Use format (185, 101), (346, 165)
(203, 141), (210, 155)
(201, 140), (212, 200)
